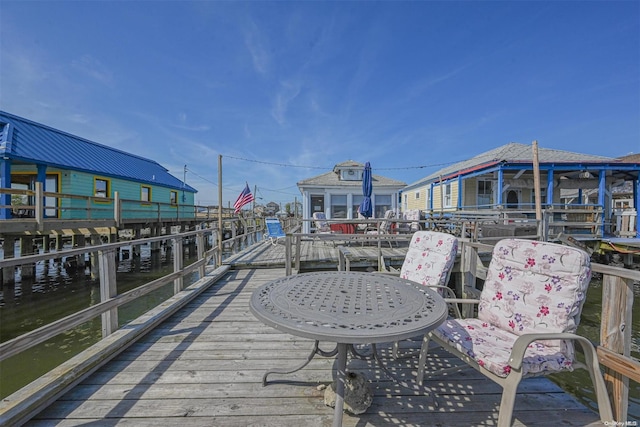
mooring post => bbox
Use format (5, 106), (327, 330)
(2, 237), (15, 285)
(98, 248), (118, 337)
(172, 236), (184, 294)
(196, 232), (205, 278)
(600, 270), (633, 421)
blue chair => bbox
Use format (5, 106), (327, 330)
(264, 218), (286, 245)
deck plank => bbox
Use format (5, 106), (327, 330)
(27, 267), (604, 426)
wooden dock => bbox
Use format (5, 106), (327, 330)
(224, 238), (410, 272)
(22, 247), (605, 426)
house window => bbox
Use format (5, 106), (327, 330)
(477, 180), (492, 208)
(141, 185), (152, 203)
(415, 191), (420, 199)
(311, 195), (325, 214)
(331, 195), (347, 219)
(342, 169), (360, 181)
(94, 178), (110, 198)
(170, 191), (178, 206)
(374, 195), (392, 218)
(443, 183), (452, 208)
(352, 195), (363, 217)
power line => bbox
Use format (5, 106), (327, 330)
(184, 168), (217, 187)
(224, 154), (458, 171)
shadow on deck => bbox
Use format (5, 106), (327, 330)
(24, 266), (603, 426)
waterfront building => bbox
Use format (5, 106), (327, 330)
(0, 111), (196, 221)
(401, 142), (639, 237)
(297, 160), (406, 234)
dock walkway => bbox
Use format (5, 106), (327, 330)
(25, 253), (604, 426)
(224, 239), (410, 272)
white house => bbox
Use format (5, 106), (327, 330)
(297, 160), (406, 233)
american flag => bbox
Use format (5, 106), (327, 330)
(234, 183), (254, 213)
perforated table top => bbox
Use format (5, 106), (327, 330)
(250, 271), (448, 344)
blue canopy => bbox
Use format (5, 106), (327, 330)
(359, 161), (373, 218)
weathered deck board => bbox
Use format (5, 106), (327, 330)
(26, 267), (604, 426)
(224, 239), (409, 271)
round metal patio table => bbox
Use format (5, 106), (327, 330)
(249, 271), (448, 427)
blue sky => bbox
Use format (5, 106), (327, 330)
(1, 1), (638, 207)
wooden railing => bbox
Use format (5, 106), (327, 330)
(3, 223), (636, 423)
(3, 229), (195, 359)
(0, 224), (265, 425)
(296, 206), (617, 245)
(0, 222), (265, 357)
(0, 184), (238, 230)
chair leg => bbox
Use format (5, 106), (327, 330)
(576, 339), (614, 423)
(496, 374), (522, 427)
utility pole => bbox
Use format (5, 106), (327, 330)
(253, 185), (257, 215)
(182, 165), (187, 203)
(217, 156), (223, 266)
(532, 141), (542, 221)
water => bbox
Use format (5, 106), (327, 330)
(0, 243), (202, 398)
(551, 273), (640, 420)
(1, 242), (638, 420)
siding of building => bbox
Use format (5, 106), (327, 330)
(1, 111), (196, 221)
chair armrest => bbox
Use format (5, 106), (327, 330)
(375, 271), (399, 276)
(427, 285), (457, 299)
(508, 333), (596, 370)
(443, 298), (480, 305)
(371, 276), (461, 300)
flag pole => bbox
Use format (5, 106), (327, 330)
(218, 154), (223, 266)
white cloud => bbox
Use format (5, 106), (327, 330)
(244, 20), (270, 75)
(271, 79), (301, 126)
(71, 54), (114, 86)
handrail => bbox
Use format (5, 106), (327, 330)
(0, 186), (241, 226)
(0, 224), (265, 362)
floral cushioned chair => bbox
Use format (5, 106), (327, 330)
(418, 238), (613, 427)
(395, 209), (422, 234)
(383, 231), (460, 358)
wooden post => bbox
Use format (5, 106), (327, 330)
(295, 234), (302, 272)
(98, 248), (118, 337)
(196, 233), (205, 278)
(74, 234), (86, 268)
(172, 237), (184, 294)
(439, 175), (443, 216)
(35, 182), (44, 232)
(532, 141), (542, 222)
(19, 237), (35, 279)
(460, 243), (478, 318)
(285, 234), (292, 276)
(90, 234), (101, 279)
(600, 269), (633, 421)
(2, 236), (16, 284)
(114, 191), (121, 227)
(218, 155), (223, 266)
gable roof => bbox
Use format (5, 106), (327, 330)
(0, 111), (196, 192)
(617, 153), (640, 163)
(298, 160), (406, 189)
(405, 142), (614, 189)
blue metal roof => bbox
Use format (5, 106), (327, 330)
(0, 111), (196, 192)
